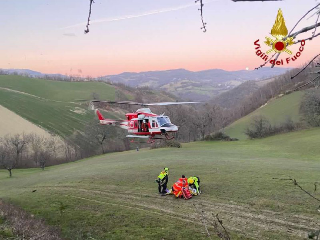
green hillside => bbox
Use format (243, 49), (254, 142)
(0, 75), (118, 102)
(225, 91), (304, 140)
(0, 76), (129, 136)
(1, 129), (320, 239)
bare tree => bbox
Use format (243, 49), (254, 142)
(0, 141), (16, 177)
(38, 149), (52, 170)
(29, 134), (58, 170)
(63, 137), (79, 161)
(92, 92), (100, 100)
(29, 134), (43, 167)
(4, 134), (28, 167)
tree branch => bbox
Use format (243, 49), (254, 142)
(255, 52), (277, 70)
(213, 214), (231, 240)
(289, 22), (320, 40)
(287, 3), (320, 36)
(290, 53), (320, 79)
(270, 52), (281, 68)
(312, 12), (320, 37)
(291, 75), (320, 92)
(196, 0), (207, 32)
(273, 177), (320, 203)
(294, 32), (320, 44)
(84, 0), (94, 34)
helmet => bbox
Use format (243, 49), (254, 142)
(188, 178), (194, 184)
(164, 167), (169, 172)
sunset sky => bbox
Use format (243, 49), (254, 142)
(1, 0), (320, 77)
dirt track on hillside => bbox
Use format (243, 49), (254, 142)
(38, 185), (320, 239)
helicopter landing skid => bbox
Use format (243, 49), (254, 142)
(147, 133), (174, 143)
(164, 133), (174, 140)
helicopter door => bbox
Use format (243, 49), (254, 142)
(138, 120), (142, 132)
(144, 119), (149, 132)
(139, 120), (149, 132)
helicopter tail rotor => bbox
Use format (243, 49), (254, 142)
(95, 109), (105, 121)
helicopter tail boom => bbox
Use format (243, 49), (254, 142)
(95, 109), (114, 125)
(96, 109), (127, 127)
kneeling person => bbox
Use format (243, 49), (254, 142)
(188, 176), (201, 195)
(172, 175), (188, 198)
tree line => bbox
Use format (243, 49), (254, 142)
(0, 123), (130, 177)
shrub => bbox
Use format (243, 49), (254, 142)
(300, 89), (320, 127)
(245, 115), (300, 139)
(245, 116), (271, 139)
(150, 140), (181, 149)
(204, 132), (238, 141)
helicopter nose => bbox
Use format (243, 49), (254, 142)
(160, 125), (178, 132)
(171, 125), (178, 131)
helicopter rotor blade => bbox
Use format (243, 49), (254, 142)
(143, 102), (201, 106)
(91, 100), (142, 105)
(90, 100), (201, 106)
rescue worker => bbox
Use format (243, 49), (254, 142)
(172, 175), (188, 198)
(156, 167), (169, 195)
(188, 176), (201, 195)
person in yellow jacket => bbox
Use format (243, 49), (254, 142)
(188, 176), (201, 195)
(156, 167), (169, 195)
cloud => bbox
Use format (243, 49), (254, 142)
(63, 33), (76, 37)
(61, 0), (218, 30)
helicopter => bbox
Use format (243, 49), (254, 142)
(90, 100), (200, 143)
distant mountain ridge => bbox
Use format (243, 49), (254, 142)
(1, 67), (292, 101)
(103, 67), (292, 101)
(103, 68), (291, 86)
(0, 69), (68, 79)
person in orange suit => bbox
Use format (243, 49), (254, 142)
(172, 175), (188, 198)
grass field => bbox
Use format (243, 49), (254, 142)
(0, 76), (128, 137)
(1, 128), (320, 239)
(225, 91), (304, 140)
(0, 89), (94, 136)
(0, 75), (119, 102)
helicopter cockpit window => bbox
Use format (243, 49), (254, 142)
(157, 116), (170, 126)
(164, 117), (171, 123)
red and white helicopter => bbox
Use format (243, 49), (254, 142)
(91, 100), (200, 143)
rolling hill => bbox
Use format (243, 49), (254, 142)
(0, 75), (173, 138)
(224, 91), (305, 140)
(211, 80), (260, 108)
(0, 75), (123, 137)
(103, 67), (291, 101)
(0, 75), (118, 102)
(1, 128), (320, 239)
